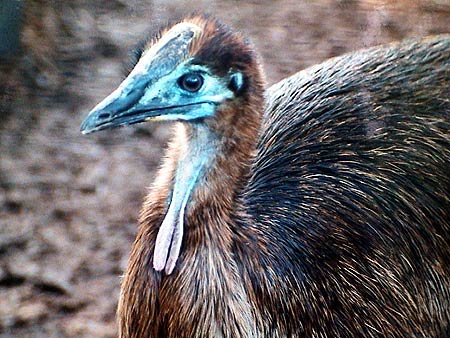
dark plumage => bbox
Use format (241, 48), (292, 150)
(81, 15), (450, 338)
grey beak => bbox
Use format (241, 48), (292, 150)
(80, 76), (148, 134)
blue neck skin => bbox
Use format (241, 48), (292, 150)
(153, 123), (217, 274)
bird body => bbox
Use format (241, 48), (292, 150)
(81, 16), (450, 338)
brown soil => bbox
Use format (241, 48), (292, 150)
(0, 1), (448, 337)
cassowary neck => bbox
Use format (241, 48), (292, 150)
(119, 73), (265, 337)
(153, 100), (263, 274)
(153, 123), (218, 273)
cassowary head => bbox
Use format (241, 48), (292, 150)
(80, 16), (264, 135)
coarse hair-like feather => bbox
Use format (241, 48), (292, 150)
(112, 16), (450, 338)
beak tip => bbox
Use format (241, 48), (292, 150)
(80, 117), (96, 135)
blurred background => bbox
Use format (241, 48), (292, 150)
(0, 0), (449, 337)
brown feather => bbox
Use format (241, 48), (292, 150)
(114, 16), (449, 338)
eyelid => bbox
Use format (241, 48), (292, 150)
(187, 65), (210, 75)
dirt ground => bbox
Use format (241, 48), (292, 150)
(0, 1), (448, 337)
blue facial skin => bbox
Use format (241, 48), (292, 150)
(80, 22), (239, 135)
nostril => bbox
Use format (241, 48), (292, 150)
(98, 112), (111, 120)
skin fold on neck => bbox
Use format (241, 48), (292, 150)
(153, 123), (218, 274)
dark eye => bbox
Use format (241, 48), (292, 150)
(178, 73), (204, 92)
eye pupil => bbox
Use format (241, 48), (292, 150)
(179, 73), (204, 92)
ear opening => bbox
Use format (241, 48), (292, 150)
(228, 72), (245, 94)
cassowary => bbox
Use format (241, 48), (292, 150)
(81, 15), (450, 338)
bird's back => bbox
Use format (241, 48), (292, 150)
(237, 35), (450, 336)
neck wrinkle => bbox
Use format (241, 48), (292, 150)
(154, 123), (218, 273)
